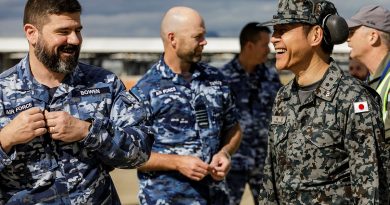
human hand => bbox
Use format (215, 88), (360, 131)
(44, 110), (90, 142)
(0, 107), (46, 152)
(176, 155), (210, 181)
(208, 150), (231, 181)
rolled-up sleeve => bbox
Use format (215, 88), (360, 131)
(80, 79), (153, 169)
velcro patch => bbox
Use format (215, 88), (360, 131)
(353, 101), (369, 113)
(74, 87), (110, 97)
(5, 101), (34, 115)
(271, 116), (286, 125)
(153, 87), (177, 97)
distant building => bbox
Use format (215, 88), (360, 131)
(0, 37), (350, 88)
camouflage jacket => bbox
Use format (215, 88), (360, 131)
(259, 61), (389, 204)
(221, 56), (281, 171)
(0, 56), (153, 205)
(133, 57), (239, 205)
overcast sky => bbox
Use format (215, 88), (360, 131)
(0, 0), (388, 38)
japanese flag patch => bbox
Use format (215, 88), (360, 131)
(353, 101), (369, 113)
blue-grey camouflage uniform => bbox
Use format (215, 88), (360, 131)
(220, 56), (281, 205)
(0, 56), (153, 205)
(259, 60), (389, 204)
(133, 56), (239, 205)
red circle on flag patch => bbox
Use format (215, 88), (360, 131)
(359, 104), (365, 110)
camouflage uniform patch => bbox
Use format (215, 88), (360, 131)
(264, 0), (336, 26)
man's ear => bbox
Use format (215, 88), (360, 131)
(309, 25), (323, 47)
(168, 32), (176, 48)
(368, 30), (380, 47)
(246, 41), (254, 50)
(24, 23), (38, 46)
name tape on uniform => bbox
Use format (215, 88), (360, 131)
(154, 87), (177, 97)
(74, 87), (110, 97)
(271, 116), (286, 125)
(5, 101), (33, 115)
(353, 101), (369, 113)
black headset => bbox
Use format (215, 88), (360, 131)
(309, 0), (349, 45)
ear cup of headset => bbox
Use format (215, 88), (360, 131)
(323, 14), (349, 44)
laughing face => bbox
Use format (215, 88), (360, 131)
(271, 23), (312, 72)
(34, 12), (83, 74)
(35, 34), (80, 74)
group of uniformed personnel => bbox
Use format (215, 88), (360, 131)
(0, 0), (153, 204)
(0, 0), (389, 205)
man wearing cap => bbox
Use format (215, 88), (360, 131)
(347, 5), (390, 138)
(259, 0), (389, 204)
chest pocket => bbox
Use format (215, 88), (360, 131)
(71, 87), (111, 119)
(1, 89), (45, 120)
(304, 127), (342, 148)
(0, 138), (56, 188)
(270, 123), (289, 170)
(303, 127), (346, 163)
(3, 101), (36, 120)
(151, 88), (195, 139)
(270, 115), (289, 147)
(200, 84), (225, 130)
(272, 125), (289, 147)
(159, 100), (194, 131)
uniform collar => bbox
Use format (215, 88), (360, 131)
(371, 52), (390, 80)
(18, 55), (80, 102)
(156, 55), (176, 79)
(231, 55), (246, 75)
(281, 59), (342, 102)
(231, 55), (264, 76)
(156, 54), (204, 83)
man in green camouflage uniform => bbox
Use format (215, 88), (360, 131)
(259, 0), (389, 204)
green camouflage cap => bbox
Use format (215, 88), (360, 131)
(263, 0), (333, 26)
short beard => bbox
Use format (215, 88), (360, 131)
(177, 50), (202, 64)
(34, 37), (80, 74)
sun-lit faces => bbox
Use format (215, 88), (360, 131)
(271, 23), (312, 72)
(250, 31), (270, 65)
(347, 26), (370, 62)
(34, 12), (82, 74)
(175, 17), (207, 64)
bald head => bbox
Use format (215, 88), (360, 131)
(160, 6), (204, 42)
(160, 6), (207, 68)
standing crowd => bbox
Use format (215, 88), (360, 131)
(0, 0), (389, 205)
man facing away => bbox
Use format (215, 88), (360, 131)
(259, 0), (389, 204)
(0, 0), (153, 204)
(220, 22), (281, 205)
(347, 5), (390, 137)
(132, 6), (242, 205)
